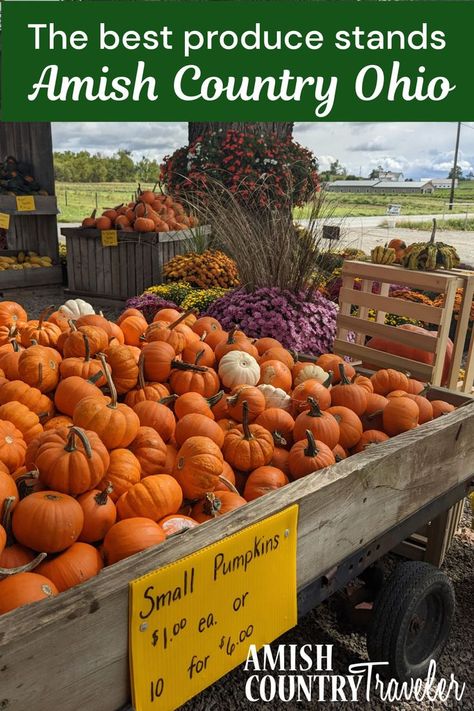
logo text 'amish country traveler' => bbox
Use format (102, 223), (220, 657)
(244, 645), (466, 704)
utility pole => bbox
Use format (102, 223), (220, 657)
(449, 121), (461, 211)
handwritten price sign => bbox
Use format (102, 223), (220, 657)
(0, 213), (10, 229)
(129, 506), (298, 711)
(101, 229), (118, 247)
(15, 196), (36, 211)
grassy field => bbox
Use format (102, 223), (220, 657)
(55, 181), (474, 222)
(391, 217), (474, 231)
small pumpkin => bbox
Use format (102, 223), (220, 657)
(222, 401), (274, 472)
(0, 572), (58, 614)
(54, 375), (105, 417)
(191, 491), (247, 523)
(129, 427), (167, 477)
(174, 390), (224, 420)
(258, 360), (292, 393)
(291, 377), (332, 416)
(0, 420), (26, 473)
(260, 347), (294, 370)
(293, 398), (340, 449)
(361, 393), (389, 431)
(255, 408), (295, 448)
(288, 430), (336, 480)
(382, 397), (419, 436)
(20, 306), (61, 348)
(18, 344), (60, 393)
(326, 406), (363, 449)
(173, 436), (224, 500)
(330, 364), (368, 416)
(292, 362), (328, 387)
(116, 474), (183, 521)
(257, 384), (291, 411)
(243, 466), (288, 501)
(36, 542), (103, 592)
(78, 483), (117, 543)
(0, 401), (43, 445)
(352, 430), (390, 453)
(175, 413), (224, 448)
(159, 514), (199, 537)
(371, 368), (409, 396)
(100, 449), (141, 502)
(0, 380), (54, 421)
(169, 361), (220, 398)
(103, 517), (166, 565)
(431, 400), (455, 418)
(34, 426), (110, 496)
(12, 490), (84, 553)
(218, 351), (260, 389)
(133, 399), (176, 443)
(227, 386), (265, 422)
(104, 344), (139, 394)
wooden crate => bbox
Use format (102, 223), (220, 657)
(0, 389), (473, 711)
(0, 124), (60, 283)
(62, 228), (207, 301)
(0, 264), (63, 289)
(334, 260), (471, 387)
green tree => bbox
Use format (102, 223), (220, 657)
(448, 164), (464, 180)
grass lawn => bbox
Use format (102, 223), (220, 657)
(55, 180), (474, 222)
(294, 182), (474, 219)
(390, 217), (474, 231)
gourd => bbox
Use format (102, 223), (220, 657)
(59, 299), (95, 319)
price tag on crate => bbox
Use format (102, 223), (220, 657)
(15, 196), (36, 211)
(0, 213), (10, 229)
(101, 229), (118, 247)
(129, 505), (298, 711)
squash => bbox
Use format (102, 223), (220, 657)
(59, 299), (95, 319)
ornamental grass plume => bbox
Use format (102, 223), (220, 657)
(183, 178), (344, 294)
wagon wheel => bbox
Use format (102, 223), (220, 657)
(367, 561), (455, 682)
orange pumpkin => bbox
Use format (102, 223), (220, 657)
(222, 402), (274, 472)
(0, 572), (58, 614)
(36, 542), (103, 592)
(243, 466), (288, 501)
(12, 491), (84, 553)
(227, 386), (266, 422)
(0, 420), (26, 473)
(21, 307), (62, 348)
(361, 393), (389, 431)
(142, 341), (175, 382)
(259, 347), (294, 370)
(329, 364), (368, 416)
(54, 375), (105, 417)
(191, 491), (247, 523)
(120, 315), (148, 346)
(18, 344), (60, 393)
(0, 401), (43, 445)
(258, 360), (292, 393)
(352, 430), (390, 453)
(291, 378), (332, 416)
(0, 301), (27, 329)
(255, 408), (295, 448)
(116, 474), (183, 521)
(173, 436), (224, 500)
(78, 484), (117, 543)
(0, 380), (53, 420)
(159, 514), (199, 537)
(382, 397), (419, 436)
(192, 316), (222, 338)
(133, 400), (176, 443)
(175, 413), (224, 448)
(103, 517), (166, 565)
(129, 426), (167, 477)
(431, 400), (455, 418)
(326, 406), (363, 449)
(34, 426), (110, 496)
(104, 344), (139, 394)
(100, 449), (141, 502)
(174, 390), (224, 420)
(288, 430), (335, 480)
(371, 368), (409, 396)
(293, 398), (340, 449)
(169, 362), (220, 398)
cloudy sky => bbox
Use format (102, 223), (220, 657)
(52, 122), (474, 179)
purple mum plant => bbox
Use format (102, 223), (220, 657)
(206, 287), (338, 356)
(125, 293), (181, 323)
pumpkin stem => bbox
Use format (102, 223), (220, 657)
(207, 390), (224, 408)
(334, 453), (344, 463)
(307, 397), (323, 417)
(95, 482), (113, 506)
(430, 218), (437, 244)
(137, 352), (146, 390)
(37, 361), (43, 387)
(171, 360), (208, 373)
(1, 496), (17, 547)
(0, 551), (47, 577)
(338, 362), (352, 385)
(241, 401), (253, 440)
(11, 339), (20, 353)
(15, 469), (40, 499)
(304, 429), (318, 458)
(273, 431), (287, 447)
(323, 372), (333, 388)
(88, 369), (104, 386)
(64, 426), (93, 458)
(38, 305), (56, 329)
(159, 394), (178, 407)
(420, 382), (431, 396)
(200, 331), (207, 342)
(68, 319), (78, 332)
(194, 350), (205, 367)
(97, 352), (118, 408)
(90, 208), (97, 219)
(218, 475), (239, 495)
(83, 333), (91, 362)
(226, 326), (237, 345)
(169, 309), (195, 330)
(202, 492), (221, 517)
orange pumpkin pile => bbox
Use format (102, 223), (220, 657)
(0, 299), (458, 615)
(81, 188), (198, 233)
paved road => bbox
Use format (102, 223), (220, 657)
(58, 215), (474, 267)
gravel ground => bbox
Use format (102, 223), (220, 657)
(2, 288), (473, 711)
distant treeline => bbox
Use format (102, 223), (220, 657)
(53, 150), (161, 183)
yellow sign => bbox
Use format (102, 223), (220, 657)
(0, 213), (10, 229)
(129, 506), (298, 711)
(15, 195), (36, 211)
(101, 229), (118, 247)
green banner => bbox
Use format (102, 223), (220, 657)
(1, 1), (473, 121)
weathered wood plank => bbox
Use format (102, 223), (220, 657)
(333, 339), (434, 380)
(0, 402), (473, 711)
(339, 287), (443, 325)
(336, 315), (438, 352)
(342, 260), (463, 293)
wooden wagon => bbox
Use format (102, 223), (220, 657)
(0, 386), (473, 711)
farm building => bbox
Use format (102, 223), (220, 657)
(377, 170), (404, 181)
(326, 179), (435, 194)
(421, 178), (458, 189)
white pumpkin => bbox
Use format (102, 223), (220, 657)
(293, 364), (329, 388)
(258, 384), (291, 411)
(218, 351), (260, 389)
(59, 299), (95, 319)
